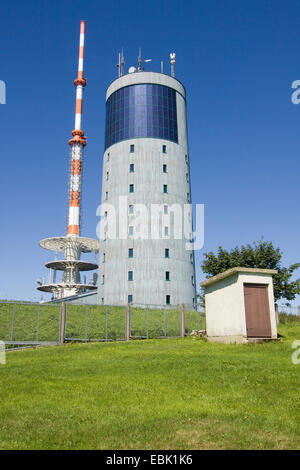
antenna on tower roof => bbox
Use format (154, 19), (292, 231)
(170, 52), (176, 77)
(117, 52), (121, 77)
(121, 49), (125, 76)
(137, 48), (152, 72)
(138, 47), (142, 71)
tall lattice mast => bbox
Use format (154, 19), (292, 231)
(68, 20), (86, 237)
(37, 21), (99, 300)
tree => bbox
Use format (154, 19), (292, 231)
(200, 239), (300, 302)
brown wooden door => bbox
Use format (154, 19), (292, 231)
(244, 283), (272, 337)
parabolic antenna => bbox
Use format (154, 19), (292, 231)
(128, 66), (136, 73)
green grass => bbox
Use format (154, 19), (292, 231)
(0, 323), (299, 450)
(0, 303), (205, 342)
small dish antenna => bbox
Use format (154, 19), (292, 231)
(128, 66), (136, 73)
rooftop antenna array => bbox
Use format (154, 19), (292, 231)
(117, 50), (175, 77)
(37, 21), (99, 300)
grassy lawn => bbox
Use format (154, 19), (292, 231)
(0, 322), (299, 449)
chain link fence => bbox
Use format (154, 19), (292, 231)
(0, 301), (205, 349)
(64, 303), (205, 341)
(0, 302), (61, 349)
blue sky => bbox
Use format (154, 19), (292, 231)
(0, 0), (299, 304)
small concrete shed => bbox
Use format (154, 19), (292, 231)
(201, 267), (278, 343)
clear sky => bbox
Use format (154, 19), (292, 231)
(0, 0), (299, 304)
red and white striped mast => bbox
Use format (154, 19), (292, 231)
(38, 21), (99, 300)
(68, 20), (87, 237)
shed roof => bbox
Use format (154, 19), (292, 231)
(200, 267), (278, 288)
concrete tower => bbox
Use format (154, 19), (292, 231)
(98, 56), (196, 307)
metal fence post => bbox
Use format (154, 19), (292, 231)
(36, 304), (40, 341)
(125, 304), (130, 341)
(275, 304), (279, 325)
(106, 306), (108, 340)
(10, 303), (15, 341)
(164, 308), (167, 337)
(180, 304), (185, 338)
(146, 307), (149, 339)
(85, 305), (89, 340)
(59, 302), (66, 345)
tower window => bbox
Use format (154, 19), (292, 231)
(107, 153), (110, 162)
(101, 275), (105, 285)
(164, 205), (168, 214)
(186, 173), (189, 182)
(130, 163), (134, 173)
(163, 164), (167, 173)
(164, 226), (169, 236)
(190, 253), (193, 263)
(105, 191), (108, 200)
(163, 184), (168, 193)
(187, 192), (190, 201)
(106, 171), (109, 180)
(128, 271), (133, 281)
(129, 184), (134, 193)
(162, 145), (167, 154)
(185, 154), (188, 164)
(101, 297), (104, 305)
(128, 226), (134, 237)
(165, 271), (170, 281)
(128, 295), (133, 304)
(166, 295), (170, 305)
(165, 248), (169, 258)
(129, 204), (134, 215)
(130, 144), (135, 153)
(104, 211), (108, 218)
(103, 253), (106, 263)
(128, 248), (133, 258)
(192, 275), (194, 285)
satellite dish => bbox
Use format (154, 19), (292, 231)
(128, 66), (136, 73)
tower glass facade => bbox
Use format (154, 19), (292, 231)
(105, 83), (178, 149)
